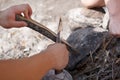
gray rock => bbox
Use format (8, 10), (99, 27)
(42, 70), (73, 80)
(66, 27), (107, 70)
(61, 7), (105, 39)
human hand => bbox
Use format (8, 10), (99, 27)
(0, 4), (32, 28)
(46, 43), (69, 70)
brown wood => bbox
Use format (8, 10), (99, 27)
(16, 15), (79, 54)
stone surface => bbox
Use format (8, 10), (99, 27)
(61, 7), (104, 39)
(42, 70), (73, 80)
(66, 27), (107, 70)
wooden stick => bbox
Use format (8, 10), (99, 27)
(55, 17), (63, 74)
(16, 15), (79, 54)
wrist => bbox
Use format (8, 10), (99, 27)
(43, 50), (56, 69)
(26, 51), (56, 79)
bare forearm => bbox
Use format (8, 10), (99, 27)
(29, 51), (54, 79)
(0, 51), (54, 80)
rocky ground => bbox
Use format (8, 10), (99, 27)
(1, 0), (118, 80)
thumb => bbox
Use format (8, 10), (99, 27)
(12, 21), (27, 27)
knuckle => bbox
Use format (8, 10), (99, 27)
(25, 3), (29, 6)
(25, 4), (30, 8)
(10, 5), (17, 11)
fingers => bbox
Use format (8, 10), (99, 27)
(23, 4), (32, 19)
(12, 4), (32, 19)
(12, 21), (27, 28)
(23, 10), (29, 19)
(46, 43), (69, 70)
(0, 4), (32, 28)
